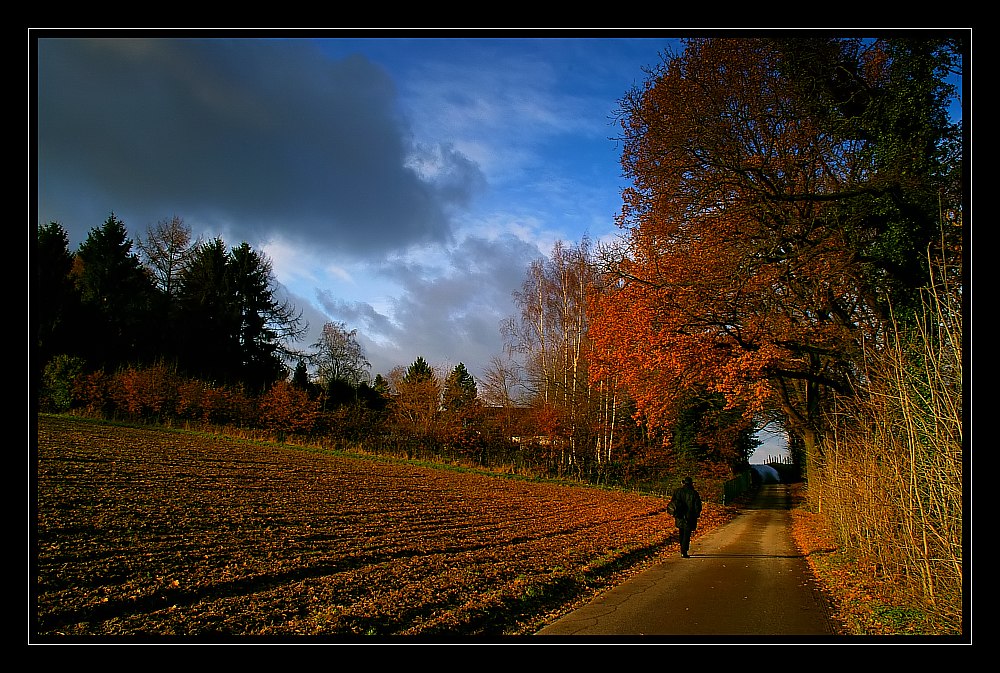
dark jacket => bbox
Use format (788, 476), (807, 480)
(669, 484), (703, 530)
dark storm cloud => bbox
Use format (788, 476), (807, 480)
(314, 292), (398, 338)
(36, 37), (481, 254)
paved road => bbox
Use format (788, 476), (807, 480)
(535, 483), (839, 640)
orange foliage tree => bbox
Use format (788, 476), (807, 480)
(387, 357), (442, 439)
(588, 37), (962, 478)
(110, 362), (180, 420)
(257, 380), (321, 436)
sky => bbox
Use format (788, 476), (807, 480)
(35, 32), (676, 386)
(38, 31), (963, 461)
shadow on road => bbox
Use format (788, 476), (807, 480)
(536, 482), (837, 637)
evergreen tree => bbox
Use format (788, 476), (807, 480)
(443, 363), (478, 412)
(291, 360), (312, 390)
(405, 356), (435, 383)
(176, 238), (305, 392)
(228, 242), (290, 392)
(357, 378), (389, 412)
(176, 237), (239, 384)
(73, 213), (157, 370)
(35, 223), (80, 373)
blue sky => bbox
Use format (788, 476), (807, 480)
(36, 33), (677, 385)
(34, 32), (965, 460)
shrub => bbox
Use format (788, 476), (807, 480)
(39, 354), (86, 412)
(74, 369), (113, 417)
(174, 379), (207, 421)
(258, 380), (321, 435)
(110, 362), (180, 421)
(200, 383), (254, 426)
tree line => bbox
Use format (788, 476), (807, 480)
(37, 214), (304, 394)
(33, 212), (665, 485)
(34, 211), (754, 487)
(582, 36), (964, 630)
(34, 37), (964, 485)
(34, 35), (964, 629)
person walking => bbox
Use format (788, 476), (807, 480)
(668, 476), (702, 558)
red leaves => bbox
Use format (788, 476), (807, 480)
(590, 38), (889, 440)
(257, 380), (321, 434)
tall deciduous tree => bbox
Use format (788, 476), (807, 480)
(589, 36), (963, 478)
(312, 321), (371, 389)
(311, 321), (371, 408)
(504, 238), (624, 463)
(479, 354), (523, 409)
(137, 216), (199, 301)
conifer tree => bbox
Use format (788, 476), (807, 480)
(35, 222), (80, 372)
(73, 213), (157, 370)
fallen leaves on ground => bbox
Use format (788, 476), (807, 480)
(787, 483), (951, 637)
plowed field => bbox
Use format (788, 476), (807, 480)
(33, 415), (733, 641)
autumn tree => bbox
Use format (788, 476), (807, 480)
(388, 356), (442, 438)
(589, 37), (963, 479)
(257, 379), (321, 436)
(504, 238), (625, 465)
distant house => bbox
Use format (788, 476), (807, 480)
(480, 406), (565, 446)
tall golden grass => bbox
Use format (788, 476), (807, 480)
(814, 243), (964, 633)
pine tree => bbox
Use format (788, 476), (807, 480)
(73, 213), (157, 370)
(443, 363), (478, 412)
(35, 222), (80, 372)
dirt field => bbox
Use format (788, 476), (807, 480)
(32, 415), (734, 641)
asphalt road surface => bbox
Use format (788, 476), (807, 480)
(535, 482), (839, 641)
